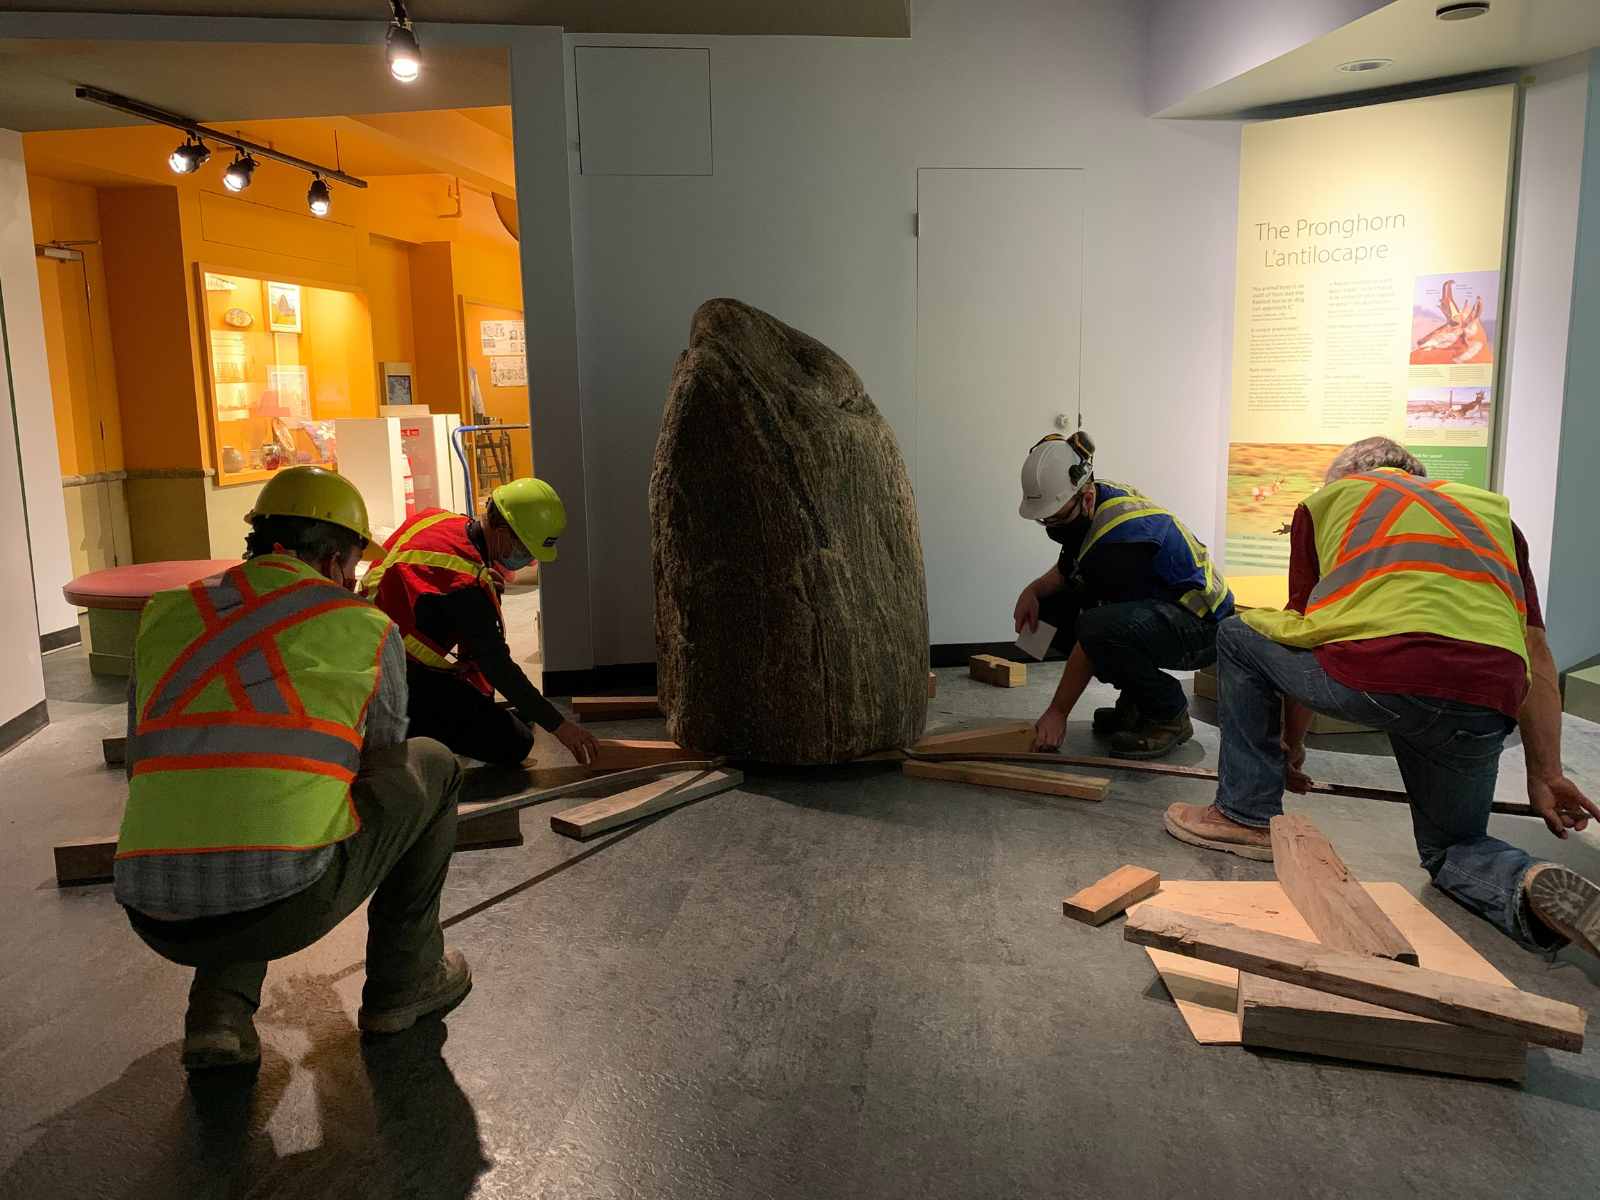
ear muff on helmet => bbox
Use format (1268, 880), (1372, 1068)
(1029, 431), (1095, 490)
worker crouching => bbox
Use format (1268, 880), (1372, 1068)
(1015, 431), (1234, 759)
(114, 467), (471, 1071)
(362, 478), (599, 768)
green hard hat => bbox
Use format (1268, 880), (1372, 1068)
(246, 465), (372, 543)
(492, 477), (566, 562)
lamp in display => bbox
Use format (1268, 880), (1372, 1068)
(1436, 2), (1490, 18)
(307, 174), (332, 217)
(386, 1), (421, 82)
(1337, 58), (1393, 73)
(222, 152), (258, 192)
(168, 136), (210, 174)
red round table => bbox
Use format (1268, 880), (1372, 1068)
(63, 560), (241, 675)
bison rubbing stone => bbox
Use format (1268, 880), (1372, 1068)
(651, 299), (928, 764)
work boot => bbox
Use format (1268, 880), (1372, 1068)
(1163, 802), (1274, 862)
(1092, 693), (1141, 736)
(1109, 711), (1193, 760)
(359, 946), (473, 1034)
(182, 992), (261, 1071)
(1524, 864), (1600, 961)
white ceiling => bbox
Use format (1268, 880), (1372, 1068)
(1157, 0), (1600, 119)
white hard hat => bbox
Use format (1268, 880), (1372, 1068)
(1019, 432), (1094, 520)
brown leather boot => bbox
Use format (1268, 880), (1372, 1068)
(1163, 802), (1274, 861)
(1524, 864), (1600, 961)
(359, 946), (474, 1034)
(1092, 693), (1140, 735)
(1109, 711), (1193, 760)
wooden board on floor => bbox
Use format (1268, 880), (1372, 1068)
(928, 670), (937, 698)
(1124, 904), (1585, 1051)
(591, 739), (705, 771)
(571, 696), (663, 722)
(969, 654), (1025, 688)
(1063, 865), (1159, 925)
(1271, 814), (1416, 964)
(911, 721), (1036, 755)
(1129, 881), (1522, 1050)
(54, 836), (117, 886)
(455, 802), (524, 850)
(903, 758), (1106, 801)
(551, 768), (743, 838)
(103, 736), (126, 766)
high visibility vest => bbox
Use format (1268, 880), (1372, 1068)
(361, 508), (502, 695)
(1242, 469), (1528, 663)
(1075, 481), (1234, 619)
(116, 555), (393, 858)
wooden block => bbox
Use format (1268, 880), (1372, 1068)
(1123, 904), (1587, 1052)
(455, 802), (524, 850)
(911, 721), (1036, 754)
(1192, 665), (1218, 701)
(969, 654), (1026, 688)
(927, 670), (937, 698)
(571, 695), (663, 722)
(1063, 865), (1160, 925)
(551, 768), (743, 838)
(55, 836), (117, 886)
(903, 758), (1106, 801)
(1271, 814), (1416, 965)
(102, 736), (126, 766)
(530, 763), (596, 788)
(1238, 973), (1526, 1081)
(591, 739), (705, 770)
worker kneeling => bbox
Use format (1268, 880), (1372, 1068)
(1167, 438), (1600, 963)
(115, 467), (471, 1072)
(362, 478), (599, 768)
(1016, 432), (1233, 759)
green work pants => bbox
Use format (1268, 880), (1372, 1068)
(127, 738), (461, 1013)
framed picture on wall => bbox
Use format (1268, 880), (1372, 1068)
(266, 281), (302, 333)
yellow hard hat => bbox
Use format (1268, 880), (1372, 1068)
(246, 465), (372, 543)
(491, 477), (566, 562)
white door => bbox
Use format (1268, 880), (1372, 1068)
(916, 168), (1084, 645)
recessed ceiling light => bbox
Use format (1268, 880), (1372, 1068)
(1337, 58), (1394, 73)
(1436, 2), (1490, 20)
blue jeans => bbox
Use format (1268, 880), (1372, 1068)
(1039, 595), (1218, 722)
(1213, 617), (1554, 951)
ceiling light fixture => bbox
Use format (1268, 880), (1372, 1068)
(1337, 58), (1394, 73)
(1436, 2), (1490, 19)
(307, 175), (332, 217)
(386, 0), (421, 82)
(167, 135), (210, 174)
(222, 152), (258, 192)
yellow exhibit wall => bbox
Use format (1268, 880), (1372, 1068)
(1224, 85), (1517, 579)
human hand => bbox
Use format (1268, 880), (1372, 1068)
(1032, 707), (1067, 752)
(1528, 774), (1600, 839)
(555, 719), (601, 766)
(1281, 737), (1311, 795)
(1014, 587), (1040, 635)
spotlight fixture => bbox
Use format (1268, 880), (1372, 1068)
(222, 152), (258, 192)
(167, 136), (210, 174)
(1337, 58), (1394, 73)
(386, 1), (420, 82)
(1436, 2), (1490, 19)
(307, 174), (332, 217)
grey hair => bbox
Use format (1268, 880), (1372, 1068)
(1324, 437), (1426, 484)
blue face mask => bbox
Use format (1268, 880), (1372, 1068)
(499, 547), (535, 572)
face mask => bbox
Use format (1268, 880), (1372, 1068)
(498, 547), (535, 572)
(1044, 513), (1090, 547)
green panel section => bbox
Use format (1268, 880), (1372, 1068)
(1403, 444), (1488, 487)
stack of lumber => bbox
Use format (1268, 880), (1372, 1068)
(571, 696), (663, 722)
(903, 759), (1106, 801)
(550, 768), (742, 838)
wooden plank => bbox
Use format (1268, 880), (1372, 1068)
(1063, 865), (1160, 925)
(102, 736), (126, 766)
(590, 739), (705, 771)
(1271, 814), (1417, 965)
(928, 670), (937, 698)
(969, 654), (1026, 688)
(1238, 973), (1526, 1081)
(910, 722), (1036, 754)
(1192, 665), (1218, 701)
(455, 802), (524, 850)
(1123, 904), (1587, 1052)
(571, 695), (663, 722)
(551, 768), (743, 838)
(902, 758), (1106, 801)
(55, 836), (117, 886)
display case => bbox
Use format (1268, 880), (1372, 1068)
(198, 265), (378, 485)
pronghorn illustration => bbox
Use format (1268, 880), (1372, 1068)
(1250, 477), (1285, 503)
(1415, 279), (1490, 364)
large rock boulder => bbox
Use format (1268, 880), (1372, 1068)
(651, 299), (928, 763)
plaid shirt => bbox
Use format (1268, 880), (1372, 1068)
(114, 624), (409, 919)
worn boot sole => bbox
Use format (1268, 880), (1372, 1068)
(1110, 722), (1194, 761)
(181, 1030), (260, 1071)
(1526, 865), (1600, 961)
(359, 958), (474, 1035)
(1163, 808), (1274, 862)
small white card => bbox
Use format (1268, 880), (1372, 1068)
(1015, 620), (1057, 661)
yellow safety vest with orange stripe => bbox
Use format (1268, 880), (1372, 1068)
(1242, 469), (1528, 665)
(116, 555), (394, 858)
(360, 508), (504, 695)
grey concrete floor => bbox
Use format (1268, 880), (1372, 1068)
(5, 645), (1600, 1199)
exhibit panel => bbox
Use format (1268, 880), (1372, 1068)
(1224, 86), (1517, 579)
